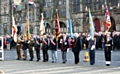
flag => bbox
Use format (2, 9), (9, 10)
(13, 0), (21, 5)
(28, 0), (36, 6)
(104, 5), (111, 30)
(68, 17), (74, 39)
(26, 20), (30, 40)
(89, 9), (95, 38)
(55, 9), (61, 41)
(12, 16), (17, 42)
(12, 2), (16, 8)
(40, 13), (45, 35)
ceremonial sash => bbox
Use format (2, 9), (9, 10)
(36, 39), (40, 44)
(50, 39), (56, 46)
(42, 39), (47, 45)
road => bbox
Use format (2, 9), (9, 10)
(0, 49), (120, 74)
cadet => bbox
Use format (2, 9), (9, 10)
(28, 36), (35, 61)
(16, 35), (21, 60)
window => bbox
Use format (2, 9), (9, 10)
(58, 9), (66, 17)
(43, 0), (52, 7)
(73, 0), (80, 13)
(58, 0), (62, 5)
(63, 0), (66, 4)
(44, 10), (52, 18)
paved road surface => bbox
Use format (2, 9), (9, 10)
(0, 49), (120, 74)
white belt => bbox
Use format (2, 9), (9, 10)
(17, 44), (20, 45)
(105, 44), (111, 46)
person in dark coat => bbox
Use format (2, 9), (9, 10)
(72, 33), (82, 64)
(60, 34), (69, 63)
(42, 33), (49, 62)
(104, 32), (113, 66)
(50, 34), (57, 63)
(34, 35), (41, 62)
(87, 37), (96, 65)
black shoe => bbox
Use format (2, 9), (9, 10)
(43, 60), (46, 62)
(16, 58), (20, 60)
(51, 61), (54, 63)
(62, 62), (66, 64)
(106, 64), (110, 66)
(36, 59), (39, 62)
(29, 59), (33, 61)
(23, 58), (26, 60)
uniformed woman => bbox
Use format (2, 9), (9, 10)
(104, 32), (113, 66)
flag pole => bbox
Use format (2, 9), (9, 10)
(27, 0), (30, 40)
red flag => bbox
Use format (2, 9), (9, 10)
(55, 9), (61, 41)
(12, 16), (17, 42)
(104, 5), (111, 31)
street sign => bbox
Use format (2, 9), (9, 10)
(0, 37), (4, 61)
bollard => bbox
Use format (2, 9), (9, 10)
(83, 52), (89, 62)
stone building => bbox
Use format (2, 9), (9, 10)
(0, 0), (120, 35)
(0, 0), (11, 35)
(43, 0), (120, 33)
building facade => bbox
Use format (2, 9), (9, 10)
(0, 0), (120, 35)
(0, 0), (11, 35)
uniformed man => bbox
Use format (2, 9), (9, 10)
(72, 33), (82, 64)
(28, 36), (35, 61)
(104, 32), (113, 66)
(42, 33), (49, 62)
(16, 35), (21, 60)
(88, 37), (96, 65)
(34, 35), (41, 62)
(60, 34), (69, 64)
(22, 36), (28, 60)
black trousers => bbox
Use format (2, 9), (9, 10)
(104, 49), (111, 62)
(89, 49), (95, 65)
(42, 49), (49, 62)
(35, 48), (40, 60)
(73, 51), (80, 64)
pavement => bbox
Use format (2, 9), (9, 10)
(0, 49), (120, 74)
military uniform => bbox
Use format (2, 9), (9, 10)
(28, 39), (35, 61)
(104, 34), (113, 66)
(16, 38), (21, 60)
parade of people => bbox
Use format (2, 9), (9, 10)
(1, 0), (120, 74)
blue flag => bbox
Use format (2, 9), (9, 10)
(89, 9), (95, 37)
(68, 18), (74, 39)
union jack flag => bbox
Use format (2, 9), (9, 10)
(105, 5), (111, 30)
